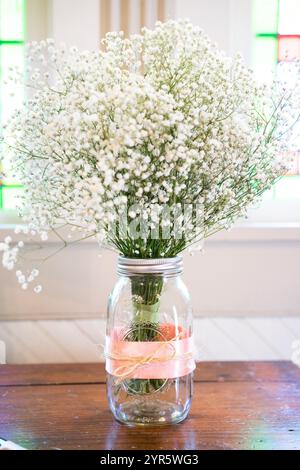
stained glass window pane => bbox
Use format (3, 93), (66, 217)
(253, 0), (279, 34)
(278, 35), (300, 61)
(0, 44), (24, 122)
(1, 186), (23, 210)
(253, 37), (277, 82)
(278, 0), (300, 35)
(0, 0), (25, 210)
(0, 0), (25, 41)
(253, 0), (300, 200)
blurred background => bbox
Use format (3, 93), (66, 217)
(0, 0), (300, 364)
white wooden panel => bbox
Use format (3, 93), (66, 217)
(245, 318), (297, 359)
(211, 318), (282, 360)
(2, 321), (73, 363)
(281, 317), (300, 337)
(1, 317), (300, 364)
(0, 339), (5, 364)
(194, 318), (249, 361)
(38, 320), (100, 362)
(0, 323), (39, 363)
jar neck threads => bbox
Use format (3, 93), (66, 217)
(117, 256), (183, 277)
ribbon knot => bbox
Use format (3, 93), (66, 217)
(105, 333), (195, 381)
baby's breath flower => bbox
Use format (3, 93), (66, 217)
(0, 20), (299, 287)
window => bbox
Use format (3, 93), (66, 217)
(253, 0), (300, 202)
(0, 0), (25, 211)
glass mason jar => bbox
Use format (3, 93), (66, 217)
(106, 256), (195, 426)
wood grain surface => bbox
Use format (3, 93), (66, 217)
(0, 362), (299, 450)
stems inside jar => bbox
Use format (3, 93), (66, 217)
(122, 275), (167, 395)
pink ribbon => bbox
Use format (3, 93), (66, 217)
(105, 332), (195, 380)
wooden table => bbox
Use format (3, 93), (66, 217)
(0, 362), (299, 450)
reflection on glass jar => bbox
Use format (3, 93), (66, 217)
(106, 257), (194, 426)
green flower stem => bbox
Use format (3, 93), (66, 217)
(130, 275), (163, 340)
(133, 302), (160, 322)
(123, 275), (167, 395)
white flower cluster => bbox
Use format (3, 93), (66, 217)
(0, 234), (41, 291)
(1, 20), (299, 284)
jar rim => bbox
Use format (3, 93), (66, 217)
(117, 256), (183, 276)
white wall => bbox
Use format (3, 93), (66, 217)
(26, 0), (253, 59)
(1, 226), (300, 320)
(175, 0), (252, 64)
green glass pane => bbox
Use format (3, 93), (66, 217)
(0, 0), (25, 41)
(273, 176), (300, 200)
(253, 37), (278, 82)
(2, 186), (23, 210)
(253, 0), (279, 34)
(0, 44), (25, 123)
(279, 0), (300, 34)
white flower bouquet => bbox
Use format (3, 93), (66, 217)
(1, 20), (299, 418)
(2, 20), (299, 261)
